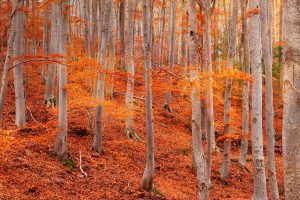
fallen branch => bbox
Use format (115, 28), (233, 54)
(26, 107), (41, 124)
(79, 151), (88, 177)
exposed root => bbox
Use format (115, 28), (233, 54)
(125, 128), (143, 142)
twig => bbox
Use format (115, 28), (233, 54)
(79, 151), (88, 177)
(26, 107), (41, 124)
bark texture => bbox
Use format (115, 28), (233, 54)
(282, 0), (300, 199)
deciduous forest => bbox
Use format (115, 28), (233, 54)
(0, 0), (299, 199)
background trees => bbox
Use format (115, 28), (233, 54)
(0, 0), (295, 199)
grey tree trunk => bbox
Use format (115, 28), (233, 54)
(125, 0), (136, 139)
(239, 0), (250, 168)
(107, 2), (116, 99)
(181, 0), (187, 92)
(163, 0), (176, 111)
(118, 0), (126, 70)
(0, 31), (15, 127)
(158, 0), (166, 68)
(188, 0), (209, 199)
(54, 0), (69, 163)
(91, 0), (98, 58)
(249, 0), (267, 198)
(220, 0), (238, 181)
(199, 0), (216, 187)
(92, 0), (112, 153)
(45, 3), (60, 108)
(141, 0), (155, 191)
(84, 0), (90, 57)
(13, 0), (26, 127)
(42, 6), (49, 84)
(260, 0), (279, 199)
(282, 0), (300, 199)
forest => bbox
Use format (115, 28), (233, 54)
(0, 0), (299, 199)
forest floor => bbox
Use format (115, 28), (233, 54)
(0, 58), (284, 199)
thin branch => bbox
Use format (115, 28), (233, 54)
(79, 151), (88, 177)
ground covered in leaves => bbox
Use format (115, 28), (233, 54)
(0, 60), (284, 199)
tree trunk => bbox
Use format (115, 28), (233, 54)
(282, 0), (300, 199)
(54, 0), (69, 163)
(84, 0), (90, 57)
(45, 3), (60, 108)
(239, 0), (250, 168)
(118, 0), (126, 70)
(188, 0), (209, 199)
(220, 0), (238, 181)
(92, 0), (112, 153)
(125, 0), (136, 139)
(141, 0), (155, 191)
(13, 0), (26, 127)
(157, 0), (166, 68)
(164, 0), (176, 111)
(249, 0), (267, 198)
(0, 31), (15, 127)
(91, 0), (98, 58)
(42, 5), (48, 84)
(260, 0), (279, 199)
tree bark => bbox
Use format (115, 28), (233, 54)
(13, 0), (26, 127)
(239, 0), (250, 168)
(92, 0), (112, 153)
(125, 0), (136, 139)
(188, 0), (209, 199)
(260, 0), (279, 198)
(141, 0), (155, 191)
(249, 0), (267, 198)
(54, 0), (69, 163)
(0, 31), (15, 127)
(164, 0), (176, 111)
(220, 0), (238, 181)
(282, 0), (300, 199)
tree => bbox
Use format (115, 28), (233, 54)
(239, 0), (250, 168)
(92, 0), (112, 153)
(45, 2), (60, 108)
(125, 0), (137, 139)
(282, 0), (300, 199)
(0, 31), (15, 127)
(188, 0), (209, 198)
(54, 0), (69, 163)
(260, 0), (279, 198)
(12, 0), (26, 127)
(220, 0), (238, 181)
(141, 0), (155, 191)
(249, 0), (267, 198)
(83, 0), (90, 58)
(163, 0), (176, 111)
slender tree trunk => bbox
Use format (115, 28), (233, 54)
(220, 0), (238, 181)
(42, 5), (48, 84)
(158, 0), (166, 68)
(118, 0), (126, 70)
(13, 0), (26, 127)
(54, 0), (69, 163)
(164, 0), (176, 111)
(84, 0), (90, 57)
(107, 2), (116, 99)
(249, 0), (267, 198)
(91, 0), (98, 58)
(0, 31), (15, 127)
(92, 0), (112, 153)
(125, 0), (136, 139)
(239, 0), (250, 168)
(188, 0), (209, 199)
(141, 0), (155, 191)
(181, 0), (187, 93)
(45, 3), (60, 108)
(282, 0), (300, 199)
(260, 0), (279, 199)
